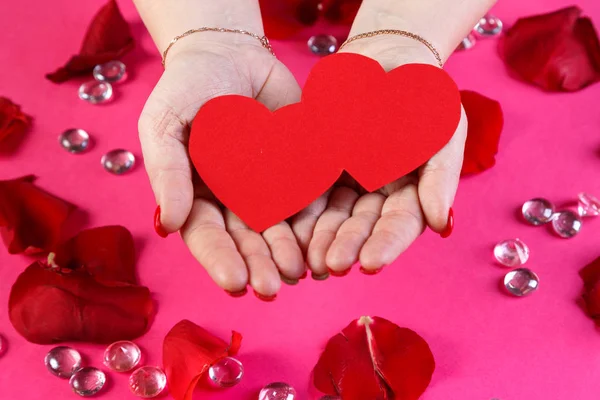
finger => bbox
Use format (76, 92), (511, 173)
(225, 210), (281, 298)
(290, 191), (331, 255)
(326, 193), (386, 273)
(306, 186), (359, 276)
(261, 222), (305, 282)
(418, 107), (468, 233)
(255, 63), (302, 111)
(180, 198), (248, 293)
(359, 184), (425, 271)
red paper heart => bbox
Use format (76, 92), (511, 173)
(190, 53), (461, 232)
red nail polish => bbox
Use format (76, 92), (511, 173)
(299, 270), (308, 279)
(440, 207), (454, 238)
(154, 206), (169, 238)
(254, 291), (277, 302)
(359, 266), (383, 275)
(226, 287), (248, 297)
(327, 267), (351, 277)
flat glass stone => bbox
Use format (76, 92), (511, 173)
(259, 382), (297, 400)
(494, 239), (529, 267)
(475, 14), (503, 37)
(208, 356), (244, 388)
(101, 149), (135, 175)
(93, 60), (127, 83)
(504, 268), (539, 297)
(78, 81), (113, 104)
(70, 367), (106, 397)
(456, 33), (477, 51)
(578, 192), (600, 217)
(522, 198), (555, 225)
(104, 341), (141, 372)
(551, 210), (582, 238)
(129, 366), (167, 398)
(59, 128), (90, 154)
(308, 34), (338, 56)
(45, 346), (83, 378)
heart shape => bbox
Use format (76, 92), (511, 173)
(190, 53), (461, 232)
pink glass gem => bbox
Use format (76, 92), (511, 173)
(208, 356), (244, 388)
(45, 346), (83, 378)
(522, 198), (555, 225)
(551, 210), (582, 238)
(78, 80), (113, 104)
(504, 268), (539, 297)
(93, 60), (127, 83)
(493, 238), (530, 267)
(69, 367), (106, 396)
(259, 382), (297, 400)
(129, 366), (167, 398)
(103, 341), (142, 372)
(456, 33), (476, 51)
(474, 14), (503, 37)
(578, 192), (600, 217)
(101, 149), (136, 175)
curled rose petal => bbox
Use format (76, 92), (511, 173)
(0, 176), (74, 254)
(0, 97), (31, 148)
(46, 0), (134, 83)
(499, 6), (600, 91)
(460, 90), (504, 176)
(9, 262), (153, 344)
(163, 320), (242, 400)
(322, 0), (362, 25)
(580, 256), (600, 321)
(313, 316), (435, 400)
(260, 0), (305, 39)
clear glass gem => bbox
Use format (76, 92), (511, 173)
(456, 33), (477, 51)
(101, 149), (135, 175)
(45, 346), (83, 378)
(103, 341), (142, 372)
(308, 34), (338, 56)
(93, 60), (127, 83)
(551, 210), (582, 238)
(59, 128), (91, 154)
(69, 367), (106, 397)
(78, 80), (113, 104)
(474, 14), (503, 37)
(208, 356), (244, 388)
(522, 198), (555, 225)
(259, 382), (297, 400)
(494, 239), (529, 267)
(129, 366), (167, 398)
(578, 192), (600, 217)
(504, 268), (539, 297)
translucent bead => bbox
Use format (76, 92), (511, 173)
(504, 268), (539, 297)
(494, 239), (529, 267)
(551, 210), (582, 238)
(129, 366), (167, 398)
(103, 341), (141, 372)
(69, 367), (106, 396)
(456, 33), (477, 51)
(93, 60), (127, 83)
(259, 382), (297, 400)
(522, 198), (555, 225)
(59, 128), (91, 154)
(101, 149), (135, 175)
(474, 14), (503, 37)
(208, 356), (244, 388)
(45, 346), (82, 378)
(308, 35), (338, 56)
(78, 81), (113, 104)
(578, 192), (600, 217)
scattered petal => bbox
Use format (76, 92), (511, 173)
(163, 320), (242, 400)
(460, 90), (504, 176)
(322, 0), (362, 25)
(580, 256), (600, 323)
(499, 6), (600, 91)
(0, 97), (31, 149)
(260, 0), (305, 39)
(46, 0), (134, 83)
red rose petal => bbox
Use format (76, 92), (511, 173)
(260, 0), (305, 39)
(460, 90), (504, 176)
(0, 176), (74, 254)
(322, 0), (362, 25)
(9, 262), (153, 344)
(0, 97), (31, 149)
(51, 225), (136, 284)
(163, 320), (242, 400)
(499, 6), (600, 91)
(46, 0), (134, 83)
(580, 256), (600, 324)
(313, 316), (435, 400)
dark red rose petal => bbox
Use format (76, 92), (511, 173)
(46, 0), (134, 83)
(9, 262), (153, 344)
(499, 6), (600, 91)
(260, 0), (305, 39)
(163, 320), (242, 400)
(322, 0), (362, 25)
(51, 225), (136, 284)
(0, 176), (74, 254)
(460, 90), (504, 176)
(0, 97), (31, 148)
(313, 316), (435, 400)
(580, 256), (600, 323)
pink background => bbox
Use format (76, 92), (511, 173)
(1, 0), (600, 399)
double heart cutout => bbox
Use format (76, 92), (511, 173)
(190, 53), (461, 232)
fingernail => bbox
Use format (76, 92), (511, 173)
(254, 291), (277, 302)
(311, 272), (330, 281)
(327, 267), (351, 277)
(225, 287), (248, 297)
(154, 206), (169, 238)
(280, 274), (299, 286)
(440, 207), (454, 238)
(359, 266), (384, 275)
(299, 270), (308, 280)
